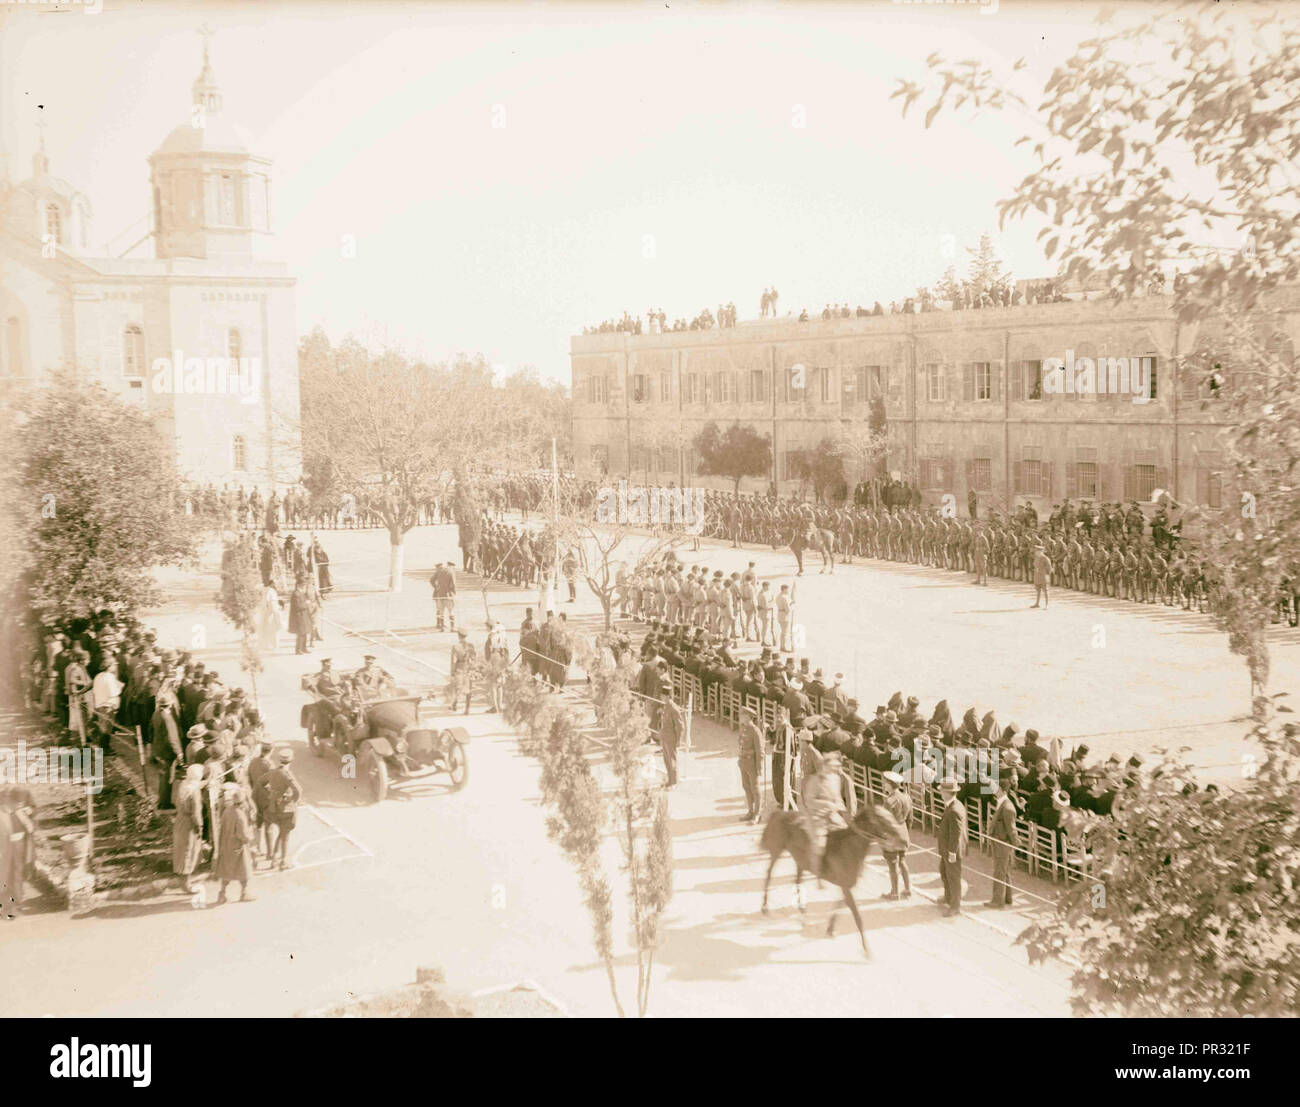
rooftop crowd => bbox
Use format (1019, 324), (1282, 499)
(581, 273), (1094, 339)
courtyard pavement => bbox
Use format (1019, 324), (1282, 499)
(2, 517), (1291, 1017)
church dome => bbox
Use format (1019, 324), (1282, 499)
(154, 115), (254, 157)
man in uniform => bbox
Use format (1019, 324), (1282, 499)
(431, 562), (457, 632)
(354, 654), (395, 698)
(800, 748), (849, 875)
(738, 705), (766, 823)
(449, 629), (476, 714)
(880, 770), (913, 899)
(973, 523), (990, 585)
(775, 583), (795, 654)
(1031, 542), (1052, 609)
(756, 581), (774, 647)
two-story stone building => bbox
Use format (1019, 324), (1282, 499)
(571, 290), (1299, 514)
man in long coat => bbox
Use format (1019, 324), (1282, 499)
(986, 771), (1019, 907)
(658, 694), (685, 788)
(288, 579), (313, 655)
(151, 686), (183, 810)
(937, 777), (967, 916)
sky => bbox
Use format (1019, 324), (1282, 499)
(2, 0), (1163, 383)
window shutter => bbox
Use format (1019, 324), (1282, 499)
(919, 459), (930, 488)
(962, 363), (974, 402)
(1155, 467), (1168, 496)
(1041, 460), (1053, 498)
(965, 458), (975, 493)
(991, 361), (1003, 402)
(1196, 468), (1209, 505)
(1123, 466), (1135, 500)
(1066, 463), (1078, 498)
(1013, 460), (1023, 494)
(1010, 361), (1023, 402)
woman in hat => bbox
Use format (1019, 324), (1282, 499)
(173, 764), (207, 894)
(216, 782), (255, 903)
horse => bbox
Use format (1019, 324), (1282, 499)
(810, 528), (836, 573)
(759, 799), (896, 958)
(789, 527), (836, 575)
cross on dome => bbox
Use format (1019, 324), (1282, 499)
(192, 24), (222, 116)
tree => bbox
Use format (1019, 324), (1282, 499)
(837, 422), (889, 485)
(499, 366), (573, 470)
(788, 437), (845, 503)
(965, 233), (1009, 299)
(549, 481), (679, 629)
(1020, 701), (1300, 1017)
(502, 633), (673, 1017)
(896, 0), (1300, 1016)
(933, 263), (964, 304)
(218, 536), (266, 710)
(895, 0), (1300, 695)
(693, 421), (772, 495)
(649, 421), (689, 485)
(299, 330), (529, 592)
(5, 371), (198, 629)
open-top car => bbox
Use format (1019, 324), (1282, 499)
(300, 677), (469, 802)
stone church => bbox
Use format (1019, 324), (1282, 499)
(0, 40), (301, 492)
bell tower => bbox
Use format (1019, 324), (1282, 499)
(148, 29), (275, 261)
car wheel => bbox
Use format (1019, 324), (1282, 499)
(447, 741), (468, 791)
(360, 748), (388, 803)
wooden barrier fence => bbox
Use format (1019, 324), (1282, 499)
(659, 661), (1093, 885)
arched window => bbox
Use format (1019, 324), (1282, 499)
(5, 317), (23, 376)
(123, 325), (145, 378)
(45, 202), (62, 245)
(232, 435), (247, 472)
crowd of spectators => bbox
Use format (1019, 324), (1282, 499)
(25, 614), (302, 902)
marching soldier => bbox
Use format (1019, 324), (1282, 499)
(449, 629), (476, 714)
